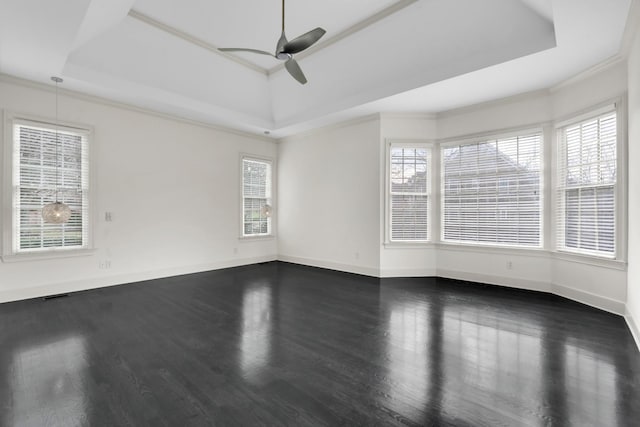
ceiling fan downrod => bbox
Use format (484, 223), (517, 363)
(218, 0), (326, 84)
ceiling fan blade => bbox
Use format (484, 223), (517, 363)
(218, 48), (274, 56)
(282, 27), (326, 54)
(285, 58), (307, 84)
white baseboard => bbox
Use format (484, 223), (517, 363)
(0, 254), (277, 304)
(553, 283), (625, 315)
(425, 269), (627, 315)
(2, 253), (631, 338)
(379, 267), (436, 278)
(625, 308), (640, 352)
(436, 269), (552, 293)
(277, 254), (380, 277)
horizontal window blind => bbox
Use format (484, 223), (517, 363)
(242, 158), (272, 236)
(557, 111), (616, 257)
(442, 133), (542, 247)
(13, 121), (90, 253)
(389, 146), (430, 242)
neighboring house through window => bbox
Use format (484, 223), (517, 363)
(442, 132), (542, 247)
(388, 143), (431, 242)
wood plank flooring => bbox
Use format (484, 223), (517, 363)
(0, 261), (639, 426)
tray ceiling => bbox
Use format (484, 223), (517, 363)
(0, 0), (632, 137)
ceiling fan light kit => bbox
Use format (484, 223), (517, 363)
(219, 0), (326, 84)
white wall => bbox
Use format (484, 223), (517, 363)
(627, 24), (640, 343)
(277, 61), (629, 315)
(379, 114), (438, 277)
(277, 118), (381, 276)
(0, 45), (633, 324)
(0, 77), (277, 302)
(433, 61), (629, 314)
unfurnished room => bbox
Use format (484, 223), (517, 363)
(1, 0), (640, 426)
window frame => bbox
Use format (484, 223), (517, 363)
(439, 128), (544, 249)
(384, 140), (433, 246)
(2, 111), (94, 261)
(240, 154), (275, 239)
(553, 101), (626, 261)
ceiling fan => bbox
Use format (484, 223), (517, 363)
(219, 0), (326, 84)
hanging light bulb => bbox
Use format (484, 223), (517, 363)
(42, 202), (72, 224)
(260, 204), (272, 218)
(42, 77), (72, 224)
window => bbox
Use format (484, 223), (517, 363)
(388, 144), (431, 242)
(242, 157), (272, 237)
(442, 132), (542, 247)
(6, 118), (90, 255)
(556, 110), (617, 257)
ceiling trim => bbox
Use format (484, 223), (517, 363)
(277, 113), (381, 143)
(0, 73), (274, 142)
(620, 0), (640, 56)
(128, 9), (268, 75)
(267, 0), (418, 75)
(548, 54), (625, 93)
(128, 1), (418, 77)
(379, 112), (437, 120)
(435, 88), (551, 119)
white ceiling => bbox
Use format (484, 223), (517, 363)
(0, 0), (632, 138)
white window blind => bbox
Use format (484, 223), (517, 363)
(442, 132), (542, 247)
(242, 158), (272, 236)
(389, 145), (430, 242)
(557, 111), (617, 257)
(12, 120), (90, 253)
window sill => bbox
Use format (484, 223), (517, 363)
(552, 251), (626, 271)
(384, 241), (434, 249)
(2, 248), (96, 263)
(435, 242), (547, 257)
(239, 235), (276, 242)
(430, 243), (626, 271)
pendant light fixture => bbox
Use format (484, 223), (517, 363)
(42, 77), (72, 224)
(260, 204), (272, 218)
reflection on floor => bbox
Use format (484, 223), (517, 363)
(0, 261), (638, 426)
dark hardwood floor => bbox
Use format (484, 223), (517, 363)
(0, 261), (639, 426)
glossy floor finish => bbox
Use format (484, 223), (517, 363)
(1, 262), (639, 426)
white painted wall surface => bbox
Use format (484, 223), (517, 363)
(433, 62), (629, 313)
(436, 90), (552, 140)
(277, 119), (381, 276)
(436, 246), (552, 292)
(379, 115), (438, 277)
(626, 24), (640, 342)
(0, 78), (277, 302)
(551, 61), (628, 120)
(276, 61), (629, 314)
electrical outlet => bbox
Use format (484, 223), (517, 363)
(99, 260), (112, 269)
(506, 261), (513, 270)
(105, 212), (113, 222)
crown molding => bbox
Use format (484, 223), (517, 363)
(0, 73), (274, 143)
(128, 9), (267, 75)
(379, 112), (437, 120)
(548, 54), (626, 93)
(620, 0), (640, 57)
(277, 113), (381, 143)
(129, 1), (418, 79)
(267, 0), (418, 75)
(435, 88), (551, 119)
